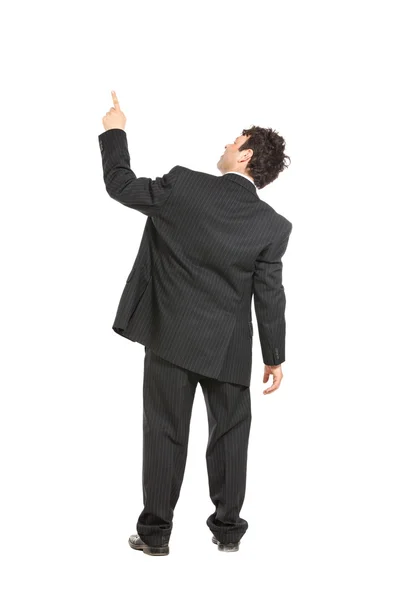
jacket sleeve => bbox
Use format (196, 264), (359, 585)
(253, 221), (293, 366)
(98, 128), (180, 216)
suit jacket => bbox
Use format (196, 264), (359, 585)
(98, 128), (293, 386)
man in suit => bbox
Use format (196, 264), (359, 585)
(98, 91), (293, 556)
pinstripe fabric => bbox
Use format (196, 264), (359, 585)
(224, 170), (258, 186)
(136, 347), (251, 546)
(98, 127), (292, 386)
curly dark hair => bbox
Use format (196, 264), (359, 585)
(238, 125), (291, 189)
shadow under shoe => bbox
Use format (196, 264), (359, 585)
(212, 535), (240, 552)
(128, 534), (169, 556)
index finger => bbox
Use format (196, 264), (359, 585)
(111, 90), (120, 110)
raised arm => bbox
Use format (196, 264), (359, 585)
(98, 128), (180, 217)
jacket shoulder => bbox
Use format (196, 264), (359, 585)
(262, 202), (293, 233)
(174, 165), (220, 180)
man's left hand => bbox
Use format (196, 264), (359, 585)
(102, 90), (127, 131)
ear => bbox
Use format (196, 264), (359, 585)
(241, 148), (253, 163)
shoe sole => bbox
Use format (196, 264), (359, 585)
(212, 536), (240, 552)
(128, 538), (169, 556)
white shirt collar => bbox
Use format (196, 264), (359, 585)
(224, 171), (257, 188)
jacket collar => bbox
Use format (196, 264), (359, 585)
(222, 172), (259, 198)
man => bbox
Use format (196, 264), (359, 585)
(98, 91), (293, 556)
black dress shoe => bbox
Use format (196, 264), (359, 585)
(128, 534), (169, 556)
(212, 535), (240, 552)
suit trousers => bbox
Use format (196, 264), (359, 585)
(136, 346), (252, 546)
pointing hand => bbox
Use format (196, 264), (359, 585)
(102, 90), (127, 131)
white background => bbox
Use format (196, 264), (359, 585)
(1, 0), (399, 598)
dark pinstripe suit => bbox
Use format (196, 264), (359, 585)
(98, 128), (293, 546)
